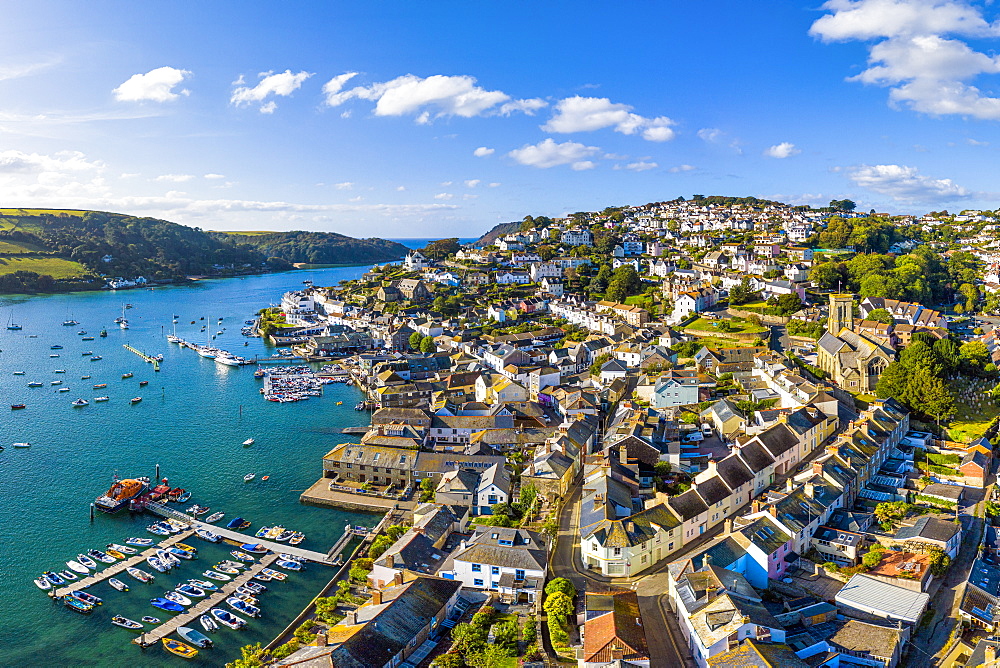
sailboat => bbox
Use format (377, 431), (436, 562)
(5, 312), (22, 331)
(119, 304), (129, 330)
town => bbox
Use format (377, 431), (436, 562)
(242, 197), (1000, 667)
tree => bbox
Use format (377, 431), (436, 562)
(369, 534), (395, 559)
(829, 199), (857, 212)
(420, 238), (461, 260)
(960, 341), (990, 368)
(450, 622), (487, 656)
(544, 591), (575, 619)
(420, 336), (437, 353)
(419, 477), (436, 502)
(467, 643), (514, 668)
(874, 501), (908, 527)
(606, 265), (640, 303)
(927, 547), (951, 576)
(862, 543), (885, 569)
(409, 332), (424, 350)
(431, 653), (466, 668)
(228, 643), (267, 668)
(866, 308), (894, 324)
(775, 293), (803, 316)
(808, 261), (845, 290)
(544, 577), (577, 599)
(593, 264), (613, 292)
(728, 277), (754, 305)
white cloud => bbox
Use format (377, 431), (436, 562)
(113, 66), (191, 103)
(119, 172), (139, 179)
(848, 163), (974, 201)
(507, 138), (602, 169)
(434, 192), (454, 200)
(571, 161), (597, 171)
(334, 182), (354, 190)
(669, 164), (696, 173)
(967, 138), (989, 146)
(542, 96), (676, 141)
(811, 0), (1000, 120)
(473, 146), (495, 157)
(322, 73), (538, 122)
(764, 142), (801, 158)
(622, 161), (658, 172)
(464, 179), (481, 188)
(697, 128), (723, 142)
(0, 57), (61, 82)
(462, 194), (479, 200)
(155, 173), (195, 182)
(348, 195), (363, 202)
(488, 182), (501, 187)
(396, 185), (406, 191)
(204, 173), (225, 180)
(231, 70), (313, 113)
(440, 181), (453, 187)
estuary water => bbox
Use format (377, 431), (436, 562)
(0, 265), (380, 667)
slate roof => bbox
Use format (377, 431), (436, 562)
(737, 441), (775, 474)
(668, 489), (709, 521)
(715, 454), (754, 490)
(755, 423), (799, 458)
(706, 639), (809, 668)
(696, 476), (732, 506)
(894, 516), (959, 543)
(825, 619), (905, 660)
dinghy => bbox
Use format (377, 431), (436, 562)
(77, 554), (97, 569)
(125, 537), (154, 547)
(177, 626), (213, 649)
(162, 638), (199, 659)
(164, 590), (192, 606)
(149, 597), (184, 613)
(210, 608), (246, 629)
(127, 567), (155, 583)
(109, 578), (129, 592)
(202, 570), (230, 582)
(111, 615), (143, 630)
(199, 614), (219, 633)
(67, 560), (90, 575)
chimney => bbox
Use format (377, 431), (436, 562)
(627, 521), (635, 533)
(751, 500), (762, 514)
(804, 482), (815, 499)
(393, 571), (403, 586)
(986, 644), (997, 663)
(785, 478), (793, 493)
(706, 459), (717, 475)
(314, 631), (327, 646)
(371, 589), (382, 606)
(724, 518), (734, 534)
(345, 610), (357, 625)
(767, 506), (777, 518)
(812, 461), (823, 476)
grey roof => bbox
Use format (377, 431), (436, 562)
(668, 489), (709, 521)
(755, 423), (799, 458)
(696, 476), (732, 506)
(452, 533), (547, 571)
(835, 574), (929, 623)
(736, 441), (775, 474)
(894, 516), (960, 543)
(715, 454), (754, 490)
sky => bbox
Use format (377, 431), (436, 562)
(3, 1), (1000, 237)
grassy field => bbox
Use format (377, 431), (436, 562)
(0, 256), (88, 279)
(0, 240), (45, 253)
(685, 334), (764, 348)
(209, 230), (276, 236)
(687, 317), (767, 334)
(0, 208), (87, 217)
(946, 377), (998, 442)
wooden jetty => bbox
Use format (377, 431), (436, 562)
(52, 531), (194, 598)
(123, 344), (161, 371)
(144, 503), (348, 564)
(134, 553), (280, 647)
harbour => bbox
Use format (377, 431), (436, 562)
(0, 264), (383, 667)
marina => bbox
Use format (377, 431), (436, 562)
(1, 264), (381, 667)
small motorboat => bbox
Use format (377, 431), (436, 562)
(242, 438), (255, 446)
(200, 614), (218, 633)
(66, 560), (90, 575)
(214, 564), (239, 575)
(109, 578), (129, 592)
(177, 583), (206, 598)
(275, 530), (294, 542)
(13, 371), (26, 375)
(226, 597), (260, 618)
(127, 567), (155, 583)
(80, 375), (91, 380)
(226, 517), (250, 530)
(288, 532), (305, 545)
(167, 547), (194, 560)
(81, 351), (92, 356)
(176, 490), (192, 503)
(95, 396), (109, 402)
(265, 526), (284, 540)
(71, 398), (89, 407)
(91, 355), (102, 360)
(63, 596), (93, 614)
(240, 543), (267, 554)
(178, 625), (214, 649)
(111, 615), (143, 630)
(253, 573), (273, 583)
(92, 383), (107, 389)
(188, 579), (218, 592)
(122, 372), (133, 379)
(186, 504), (209, 516)
(99, 330), (107, 337)
(27, 382), (43, 387)
(165, 518), (189, 532)
(88, 549), (115, 564)
(108, 543), (137, 555)
(261, 475), (270, 481)
(51, 345), (63, 349)
(162, 638), (199, 659)
(203, 570), (231, 582)
(12, 442), (31, 448)
(50, 354), (59, 358)
(82, 336), (94, 341)
(261, 568), (286, 581)
(106, 548), (126, 560)
(141, 616), (161, 624)
(50, 380), (63, 385)
(147, 524), (170, 536)
(149, 597), (184, 613)
(164, 590), (192, 607)
(243, 473), (255, 482)
(11, 403), (26, 410)
(231, 550), (254, 562)
(58, 569), (78, 581)
(139, 380), (149, 387)
(54, 369), (67, 373)
(130, 397), (142, 404)
(77, 554), (97, 569)
(125, 537), (154, 547)
(157, 549), (179, 568)
(174, 542), (198, 554)
(146, 556), (168, 573)
(210, 608), (246, 629)
(34, 577), (52, 590)
(57, 387), (70, 392)
(204, 512), (224, 524)
(73, 590), (102, 606)
(195, 528), (221, 542)
(254, 526), (271, 538)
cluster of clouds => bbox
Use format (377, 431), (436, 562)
(812, 0), (1000, 119)
(847, 163), (976, 202)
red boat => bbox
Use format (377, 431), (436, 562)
(10, 404), (26, 410)
(168, 487), (185, 502)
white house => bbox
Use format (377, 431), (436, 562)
(561, 228), (593, 246)
(404, 250), (432, 270)
(475, 463), (510, 515)
(438, 527), (546, 603)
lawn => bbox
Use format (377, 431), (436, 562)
(685, 334), (764, 348)
(0, 208), (87, 217)
(687, 317), (767, 334)
(946, 377), (999, 443)
(0, 240), (45, 253)
(0, 256), (88, 279)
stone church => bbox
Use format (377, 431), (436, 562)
(816, 294), (895, 393)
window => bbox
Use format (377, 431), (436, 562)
(491, 566), (500, 575)
(473, 579), (484, 587)
(515, 569), (525, 581)
(613, 547), (622, 557)
(471, 564), (482, 573)
(491, 581), (499, 589)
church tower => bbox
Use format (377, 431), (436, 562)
(828, 294), (853, 336)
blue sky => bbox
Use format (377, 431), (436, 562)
(3, 1), (1000, 236)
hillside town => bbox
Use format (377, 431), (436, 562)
(255, 197), (1000, 668)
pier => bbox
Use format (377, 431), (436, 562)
(123, 344), (161, 371)
(134, 553), (280, 647)
(52, 531), (194, 598)
(144, 503), (351, 564)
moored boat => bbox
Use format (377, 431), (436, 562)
(77, 554), (97, 569)
(106, 548), (126, 560)
(240, 543), (267, 554)
(265, 526), (284, 540)
(210, 607), (245, 629)
(230, 550), (254, 562)
(164, 590), (192, 606)
(142, 616), (161, 624)
(95, 396), (109, 402)
(130, 397), (142, 404)
(195, 528), (221, 542)
(71, 398), (89, 407)
(109, 578), (129, 592)
(111, 615), (143, 630)
(242, 437), (255, 446)
(125, 537), (153, 547)
(87, 549), (115, 564)
(12, 442), (31, 448)
(243, 473), (255, 482)
(66, 560), (90, 574)
(174, 542), (198, 554)
(177, 626), (213, 649)
(63, 595), (93, 614)
(204, 512), (224, 523)
(177, 583), (206, 598)
(199, 614), (218, 633)
(276, 559), (303, 571)
(162, 638), (199, 659)
(58, 570), (78, 581)
(10, 404), (26, 410)
(188, 578), (218, 592)
(34, 577), (52, 590)
(226, 596), (260, 618)
(72, 590), (102, 606)
(95, 477), (148, 513)
(226, 517), (250, 530)
(288, 532), (305, 545)
(202, 570), (230, 582)
(146, 556), (168, 573)
(149, 597), (184, 613)
(255, 526), (271, 538)
(275, 530), (294, 542)
(176, 490), (192, 502)
(127, 567), (155, 583)
(108, 543), (137, 554)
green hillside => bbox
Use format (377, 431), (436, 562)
(0, 209), (408, 294)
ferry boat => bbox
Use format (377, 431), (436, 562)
(95, 477), (149, 514)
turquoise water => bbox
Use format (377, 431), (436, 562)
(0, 267), (380, 667)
